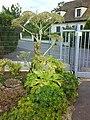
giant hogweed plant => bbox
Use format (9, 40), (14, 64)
(12, 11), (64, 56)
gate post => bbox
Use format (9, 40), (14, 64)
(20, 32), (22, 39)
(74, 24), (80, 77)
(60, 26), (63, 60)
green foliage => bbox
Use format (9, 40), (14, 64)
(18, 52), (31, 70)
(0, 3), (21, 57)
(18, 54), (66, 73)
(0, 59), (22, 77)
(48, 33), (63, 42)
(0, 28), (19, 55)
(2, 3), (22, 18)
(0, 13), (20, 55)
(0, 55), (79, 120)
(27, 55), (78, 104)
(12, 11), (64, 32)
(0, 59), (7, 74)
(83, 18), (90, 48)
(24, 67), (61, 93)
(0, 13), (14, 28)
(84, 17), (90, 30)
(31, 55), (66, 72)
(0, 59), (7, 84)
(0, 86), (67, 120)
(60, 72), (79, 104)
(6, 60), (22, 77)
(12, 11), (64, 56)
(52, 1), (64, 12)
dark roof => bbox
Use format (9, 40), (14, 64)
(56, 0), (90, 22)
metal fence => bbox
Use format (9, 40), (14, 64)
(61, 27), (90, 78)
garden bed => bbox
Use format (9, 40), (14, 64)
(0, 56), (79, 120)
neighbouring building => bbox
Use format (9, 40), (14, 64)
(51, 0), (90, 32)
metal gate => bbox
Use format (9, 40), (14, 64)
(61, 26), (90, 78)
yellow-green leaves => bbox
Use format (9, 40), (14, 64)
(48, 33), (63, 42)
(12, 10), (64, 37)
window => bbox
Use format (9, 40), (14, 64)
(56, 26), (60, 32)
(72, 25), (75, 28)
(58, 12), (60, 15)
(80, 25), (83, 30)
(77, 9), (81, 17)
(75, 7), (87, 18)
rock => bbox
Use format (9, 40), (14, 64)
(0, 86), (5, 90)
(4, 79), (22, 88)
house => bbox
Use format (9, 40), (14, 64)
(51, 0), (90, 32)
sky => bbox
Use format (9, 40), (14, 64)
(0, 0), (73, 13)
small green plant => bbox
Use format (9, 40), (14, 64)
(6, 60), (22, 77)
(0, 59), (7, 75)
(18, 52), (31, 71)
(0, 59), (22, 77)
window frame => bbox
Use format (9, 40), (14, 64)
(56, 26), (60, 33)
(77, 9), (81, 17)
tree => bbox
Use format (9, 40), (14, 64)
(83, 18), (90, 48)
(0, 3), (21, 58)
(0, 13), (14, 28)
(2, 3), (22, 18)
(12, 11), (64, 56)
(84, 17), (90, 29)
(0, 13), (20, 58)
(52, 1), (64, 12)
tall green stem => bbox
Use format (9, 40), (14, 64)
(34, 41), (41, 57)
(43, 41), (55, 56)
(19, 24), (38, 41)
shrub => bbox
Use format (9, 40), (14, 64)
(82, 18), (90, 48)
(0, 28), (19, 56)
(6, 60), (22, 77)
(60, 72), (79, 104)
(0, 6), (21, 58)
(0, 59), (7, 75)
(0, 59), (22, 77)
